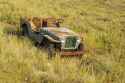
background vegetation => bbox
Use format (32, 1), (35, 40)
(0, 0), (125, 83)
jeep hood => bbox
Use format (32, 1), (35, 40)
(41, 27), (79, 39)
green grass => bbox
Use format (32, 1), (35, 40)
(0, 0), (125, 83)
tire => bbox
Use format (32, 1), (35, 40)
(21, 24), (29, 36)
(48, 43), (56, 59)
(78, 43), (84, 51)
(78, 43), (84, 59)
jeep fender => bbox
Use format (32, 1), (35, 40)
(43, 35), (60, 43)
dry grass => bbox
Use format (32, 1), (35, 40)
(0, 0), (125, 83)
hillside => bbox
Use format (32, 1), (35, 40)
(0, 0), (125, 83)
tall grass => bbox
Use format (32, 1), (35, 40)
(0, 0), (125, 83)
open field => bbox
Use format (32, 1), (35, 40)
(0, 0), (125, 83)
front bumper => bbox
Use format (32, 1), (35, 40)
(61, 44), (84, 56)
(61, 50), (83, 56)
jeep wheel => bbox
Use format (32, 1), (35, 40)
(78, 43), (84, 59)
(21, 24), (29, 36)
(48, 43), (56, 59)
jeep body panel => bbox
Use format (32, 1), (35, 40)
(41, 27), (79, 39)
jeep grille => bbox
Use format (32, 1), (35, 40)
(65, 37), (77, 49)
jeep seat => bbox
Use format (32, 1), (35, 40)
(27, 17), (60, 31)
(31, 17), (42, 31)
(45, 17), (60, 27)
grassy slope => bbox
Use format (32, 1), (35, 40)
(0, 0), (125, 83)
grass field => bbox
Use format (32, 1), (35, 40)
(0, 0), (125, 83)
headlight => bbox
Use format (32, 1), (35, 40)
(61, 39), (65, 49)
(76, 38), (81, 48)
(77, 38), (81, 43)
(61, 40), (65, 43)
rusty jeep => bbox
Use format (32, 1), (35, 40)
(20, 17), (84, 58)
